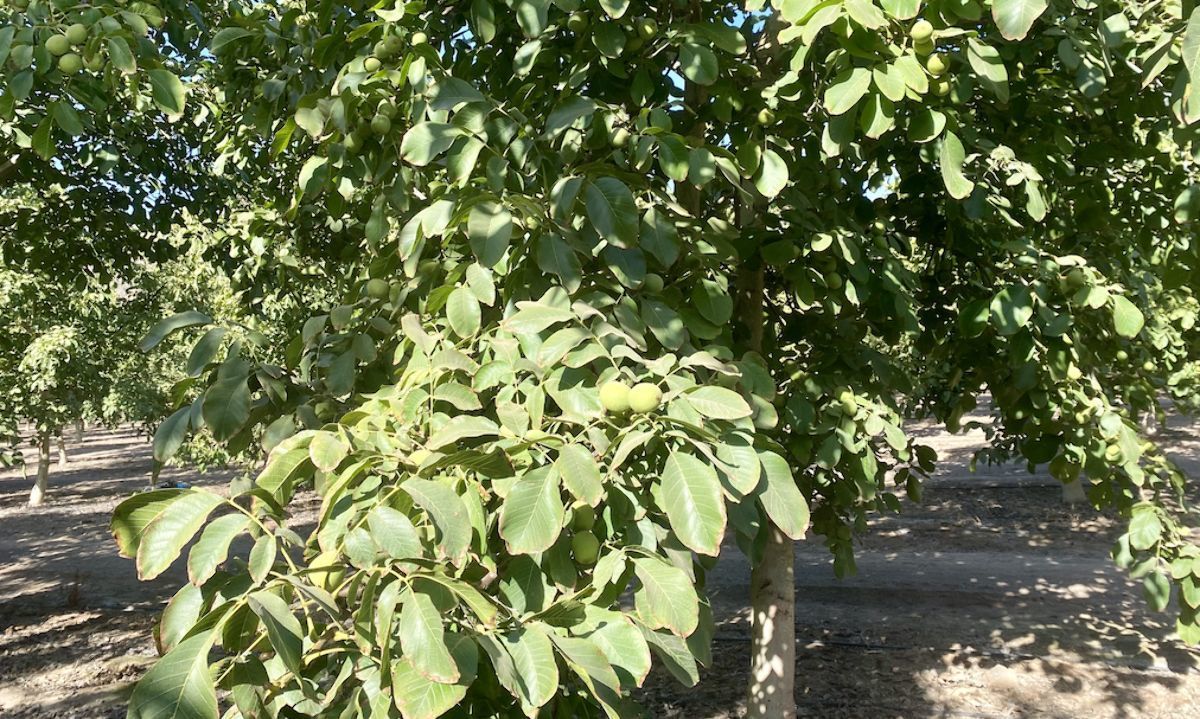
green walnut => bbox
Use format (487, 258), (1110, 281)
(65, 23), (89, 45)
(411, 31), (428, 45)
(599, 381), (631, 414)
(635, 17), (658, 40)
(628, 382), (663, 414)
(757, 108), (776, 126)
(366, 278), (390, 300)
(370, 113), (392, 135)
(46, 34), (71, 56)
(926, 53), (948, 77)
(642, 273), (664, 294)
(571, 504), (596, 531)
(364, 57), (382, 72)
(571, 531), (600, 565)
(910, 20), (934, 43)
(58, 52), (82, 74)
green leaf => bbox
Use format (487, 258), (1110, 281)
(52, 101), (83, 136)
(989, 285), (1034, 335)
(159, 584), (203, 654)
(992, 0), (1049, 40)
(256, 447), (311, 494)
(823, 67), (872, 115)
(640, 626), (699, 687)
(758, 451), (810, 540)
(126, 630), (218, 719)
(1128, 506), (1162, 550)
(153, 407), (192, 464)
(426, 415), (500, 450)
(499, 625), (559, 709)
(431, 78), (485, 110)
(186, 328), (226, 377)
(392, 634), (478, 719)
(187, 513), (250, 585)
(202, 377), (251, 441)
(908, 108), (946, 143)
(401, 588), (459, 682)
(0, 26), (13, 68)
(642, 299), (686, 350)
(137, 490), (224, 580)
(586, 609), (653, 687)
(661, 452), (726, 556)
(294, 106), (324, 138)
(536, 234), (583, 293)
(686, 386), (753, 420)
(640, 208), (680, 267)
(967, 39), (1009, 103)
(680, 43), (718, 86)
(499, 467), (564, 555)
(107, 37), (136, 73)
(111, 489), (188, 559)
(468, 201), (513, 267)
(585, 177), (639, 247)
(149, 69), (187, 116)
(401, 478), (472, 563)
(248, 591), (304, 673)
(470, 0), (498, 43)
(210, 27), (253, 53)
(754, 148), (789, 199)
(600, 0), (630, 18)
(400, 122), (462, 166)
(140, 311), (212, 352)
(879, 0), (921, 19)
(1183, 10), (1200, 81)
(633, 557), (699, 637)
(308, 431), (349, 472)
(1111, 295), (1145, 338)
(545, 96), (596, 139)
(446, 287), (482, 338)
(555, 445), (604, 506)
(367, 506), (423, 560)
(940, 131), (975, 200)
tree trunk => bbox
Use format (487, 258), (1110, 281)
(74, 418), (84, 443)
(737, 261), (796, 717)
(57, 431), (67, 467)
(29, 433), (51, 507)
(748, 527), (797, 719)
(1062, 477), (1088, 504)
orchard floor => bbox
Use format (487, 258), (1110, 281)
(2, 417), (1200, 718)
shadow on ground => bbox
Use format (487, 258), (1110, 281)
(2, 424), (1198, 718)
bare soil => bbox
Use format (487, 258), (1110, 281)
(2, 419), (1199, 718)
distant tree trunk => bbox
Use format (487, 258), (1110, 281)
(1062, 477), (1088, 504)
(57, 430), (67, 467)
(74, 418), (84, 443)
(29, 433), (51, 507)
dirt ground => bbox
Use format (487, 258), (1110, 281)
(2, 416), (1200, 718)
